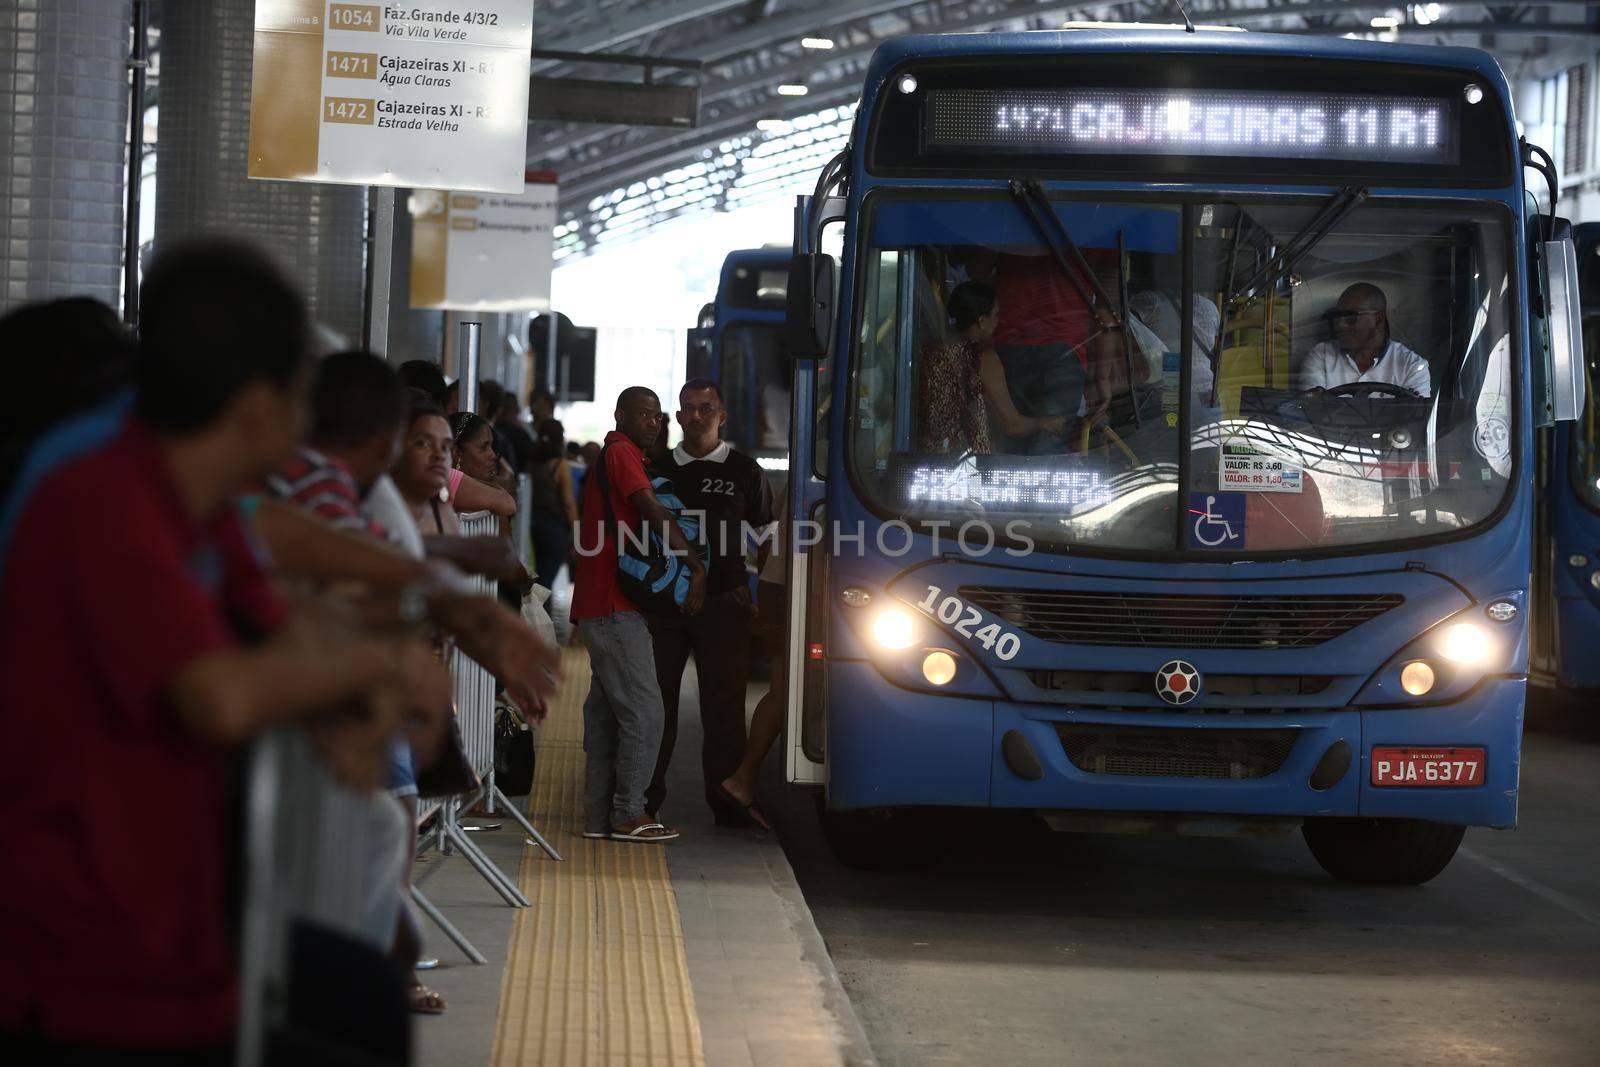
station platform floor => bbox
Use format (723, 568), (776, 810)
(409, 644), (873, 1067)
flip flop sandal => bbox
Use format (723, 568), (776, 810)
(610, 821), (680, 842)
(715, 783), (772, 832)
(408, 982), (446, 1015)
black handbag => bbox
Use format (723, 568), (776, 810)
(413, 712), (480, 799)
(493, 706), (535, 796)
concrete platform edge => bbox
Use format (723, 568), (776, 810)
(667, 827), (879, 1067)
(760, 833), (879, 1067)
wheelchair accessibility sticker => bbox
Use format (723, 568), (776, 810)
(1189, 492), (1245, 549)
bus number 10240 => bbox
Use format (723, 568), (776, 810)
(916, 585), (1022, 661)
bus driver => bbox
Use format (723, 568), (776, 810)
(1299, 282), (1432, 397)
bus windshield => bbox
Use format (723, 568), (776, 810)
(847, 194), (1514, 555)
(721, 321), (791, 453)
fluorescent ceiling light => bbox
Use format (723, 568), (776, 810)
(801, 37), (834, 50)
(1370, 15), (1400, 28)
(776, 84), (809, 96)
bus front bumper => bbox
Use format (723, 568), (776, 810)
(824, 661), (1522, 828)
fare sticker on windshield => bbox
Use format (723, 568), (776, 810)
(1221, 446), (1303, 494)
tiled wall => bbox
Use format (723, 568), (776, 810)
(155, 0), (367, 344)
(0, 0), (131, 312)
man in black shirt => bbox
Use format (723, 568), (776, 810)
(645, 378), (776, 826)
(483, 382), (536, 475)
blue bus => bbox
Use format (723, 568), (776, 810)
(780, 28), (1586, 883)
(1532, 222), (1600, 691)
(687, 248), (793, 464)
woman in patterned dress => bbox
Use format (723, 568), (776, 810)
(919, 281), (1068, 454)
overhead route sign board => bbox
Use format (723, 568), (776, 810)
(410, 179), (557, 311)
(248, 1), (533, 194)
(527, 76), (699, 128)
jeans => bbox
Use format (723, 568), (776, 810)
(994, 342), (1085, 454)
(578, 611), (665, 831)
(353, 791), (409, 953)
(530, 511), (571, 590)
(645, 586), (753, 821)
(385, 735), (417, 798)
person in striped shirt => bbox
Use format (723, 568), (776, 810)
(265, 350), (401, 538)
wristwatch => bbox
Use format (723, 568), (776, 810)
(398, 582), (430, 625)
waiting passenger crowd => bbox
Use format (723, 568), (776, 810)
(0, 239), (787, 1064)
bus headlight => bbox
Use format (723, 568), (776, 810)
(922, 651), (958, 686)
(871, 608), (917, 650)
(1440, 622), (1490, 664)
(1355, 594), (1523, 706)
(1400, 661), (1436, 696)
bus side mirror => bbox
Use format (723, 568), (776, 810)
(786, 253), (835, 361)
(1545, 237), (1587, 422)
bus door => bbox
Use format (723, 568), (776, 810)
(784, 188), (844, 785)
(1534, 221), (1600, 687)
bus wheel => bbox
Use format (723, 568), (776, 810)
(816, 801), (928, 869)
(1302, 817), (1466, 885)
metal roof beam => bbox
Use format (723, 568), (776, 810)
(532, 0), (754, 72)
(544, 53), (871, 176)
(559, 86), (860, 208)
(534, 0), (1600, 159)
(538, 0), (935, 77)
(545, 0), (1600, 240)
(1299, 20), (1600, 35)
(531, 0), (1010, 164)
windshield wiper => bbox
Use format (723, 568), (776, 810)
(1224, 187), (1369, 315)
(1007, 179), (1120, 331)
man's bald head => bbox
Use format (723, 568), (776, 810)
(1333, 282), (1390, 360)
(616, 385), (658, 413)
(1339, 282), (1387, 314)
(615, 386), (663, 450)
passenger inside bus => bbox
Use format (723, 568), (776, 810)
(1126, 287), (1223, 410)
(1297, 282), (1433, 396)
(959, 245), (1122, 453)
(917, 280), (1068, 454)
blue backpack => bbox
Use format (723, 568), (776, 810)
(594, 443), (704, 615)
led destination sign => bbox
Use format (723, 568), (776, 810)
(925, 88), (1459, 165)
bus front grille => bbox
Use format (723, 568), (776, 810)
(962, 588), (1402, 649)
(1025, 669), (1333, 699)
(1054, 724), (1296, 780)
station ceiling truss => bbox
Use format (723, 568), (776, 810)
(529, 1), (1600, 256)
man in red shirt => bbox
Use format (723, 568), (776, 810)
(981, 246), (1122, 452)
(572, 387), (705, 842)
(0, 241), (451, 1062)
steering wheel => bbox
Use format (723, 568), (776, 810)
(1322, 381), (1425, 402)
(1308, 380), (1428, 438)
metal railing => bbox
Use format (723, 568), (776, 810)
(236, 734), (415, 1065)
(417, 509), (561, 924)
(235, 496), (560, 1065)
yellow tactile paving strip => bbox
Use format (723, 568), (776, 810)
(491, 646), (706, 1066)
